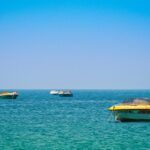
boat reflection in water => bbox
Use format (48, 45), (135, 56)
(108, 98), (150, 122)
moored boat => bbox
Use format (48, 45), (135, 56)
(0, 92), (18, 99)
(50, 90), (59, 95)
(58, 90), (73, 97)
(108, 98), (150, 121)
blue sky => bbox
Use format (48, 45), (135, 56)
(0, 0), (150, 89)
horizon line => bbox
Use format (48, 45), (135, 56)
(1, 88), (150, 90)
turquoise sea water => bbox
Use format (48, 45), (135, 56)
(0, 90), (150, 150)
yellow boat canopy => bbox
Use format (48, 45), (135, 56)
(108, 104), (150, 111)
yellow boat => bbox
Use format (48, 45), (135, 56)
(108, 98), (150, 121)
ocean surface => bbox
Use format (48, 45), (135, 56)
(0, 90), (150, 150)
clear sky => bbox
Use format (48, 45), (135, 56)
(0, 0), (150, 89)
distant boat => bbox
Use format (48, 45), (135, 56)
(108, 98), (150, 122)
(50, 90), (59, 95)
(58, 90), (73, 97)
(0, 92), (18, 99)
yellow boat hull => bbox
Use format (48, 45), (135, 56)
(109, 104), (150, 121)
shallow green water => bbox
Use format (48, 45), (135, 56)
(0, 90), (150, 150)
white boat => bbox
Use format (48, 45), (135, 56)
(50, 90), (59, 95)
(58, 90), (73, 97)
(108, 98), (150, 121)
